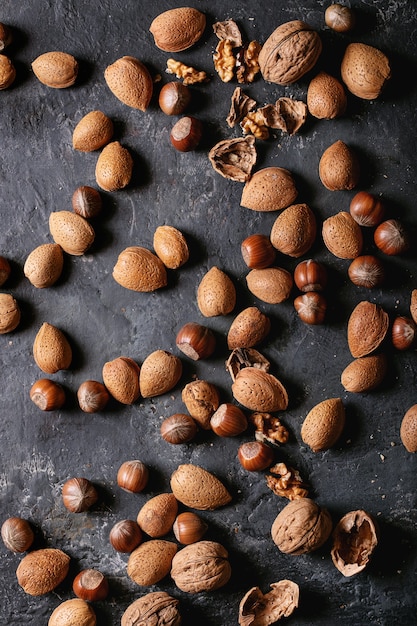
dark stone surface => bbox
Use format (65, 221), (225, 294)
(1, 1), (417, 624)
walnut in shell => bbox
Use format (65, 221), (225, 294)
(347, 301), (389, 358)
(121, 591), (181, 626)
(271, 498), (332, 555)
(238, 580), (299, 625)
(331, 510), (378, 576)
(171, 540), (231, 593)
(208, 136), (257, 182)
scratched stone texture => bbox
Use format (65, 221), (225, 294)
(0, 1), (417, 624)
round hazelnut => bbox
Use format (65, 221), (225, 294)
(117, 460), (149, 493)
(1, 517), (34, 553)
(325, 4), (356, 32)
(210, 403), (248, 437)
(294, 259), (327, 292)
(374, 219), (409, 256)
(237, 441), (275, 471)
(159, 81), (191, 115)
(170, 116), (203, 152)
(176, 322), (216, 360)
(30, 378), (66, 411)
(0, 255), (11, 286)
(77, 380), (110, 413)
(72, 569), (109, 602)
(348, 255), (385, 289)
(294, 292), (327, 325)
(62, 477), (98, 513)
(392, 316), (417, 350)
(110, 519), (142, 553)
(0, 23), (13, 51)
(173, 512), (208, 545)
(349, 191), (385, 227)
(72, 186), (103, 219)
(160, 413), (198, 444)
(241, 234), (276, 269)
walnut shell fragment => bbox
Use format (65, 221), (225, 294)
(258, 97), (307, 135)
(226, 348), (270, 382)
(331, 510), (378, 577)
(271, 498), (332, 555)
(213, 20), (242, 47)
(121, 591), (181, 626)
(209, 136), (257, 182)
(239, 580), (299, 626)
(227, 87), (257, 128)
(347, 301), (389, 358)
(171, 540), (231, 593)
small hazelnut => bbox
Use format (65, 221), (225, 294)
(72, 186), (103, 219)
(294, 292), (327, 325)
(160, 413), (198, 444)
(117, 460), (149, 493)
(238, 441), (275, 471)
(374, 219), (409, 256)
(159, 81), (191, 115)
(325, 4), (356, 32)
(241, 234), (276, 269)
(176, 322), (216, 360)
(109, 519), (142, 553)
(173, 512), (208, 545)
(294, 259), (327, 292)
(62, 477), (98, 513)
(349, 191), (385, 227)
(170, 116), (203, 152)
(30, 378), (66, 411)
(0, 23), (13, 51)
(77, 380), (110, 413)
(0, 255), (11, 286)
(392, 316), (417, 350)
(1, 517), (34, 553)
(348, 255), (385, 289)
(210, 403), (248, 437)
(72, 569), (109, 602)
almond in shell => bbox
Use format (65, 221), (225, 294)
(319, 140), (360, 191)
(341, 354), (387, 393)
(246, 267), (293, 304)
(127, 540), (178, 586)
(181, 380), (220, 429)
(197, 266), (236, 317)
(270, 203), (317, 258)
(33, 322), (72, 374)
(400, 404), (417, 453)
(105, 56), (153, 111)
(227, 306), (271, 349)
(137, 493), (178, 538)
(347, 301), (389, 358)
(322, 212), (363, 259)
(102, 356), (140, 404)
(241, 167), (297, 212)
(139, 350), (182, 398)
(232, 367), (288, 412)
(0, 293), (21, 334)
(32, 51), (78, 88)
(307, 72), (347, 119)
(0, 53), (16, 89)
(170, 464), (232, 510)
(153, 225), (189, 269)
(49, 211), (95, 256)
(113, 246), (167, 292)
(24, 243), (64, 288)
(150, 8), (206, 52)
(301, 398), (345, 452)
(341, 43), (391, 100)
(16, 548), (70, 595)
(95, 141), (133, 191)
(72, 111), (114, 152)
(48, 599), (96, 626)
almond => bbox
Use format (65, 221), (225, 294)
(72, 111), (114, 152)
(182, 380), (220, 429)
(270, 203), (317, 258)
(241, 167), (297, 212)
(31, 51), (78, 88)
(153, 225), (189, 269)
(49, 211), (95, 256)
(400, 405), (417, 453)
(227, 306), (270, 349)
(127, 540), (178, 586)
(0, 293), (21, 334)
(197, 266), (236, 317)
(307, 72), (347, 119)
(113, 246), (167, 292)
(246, 267), (293, 304)
(150, 8), (206, 52)
(95, 141), (133, 191)
(139, 350), (182, 398)
(347, 301), (389, 358)
(102, 356), (140, 404)
(16, 548), (70, 595)
(48, 599), (96, 626)
(319, 140), (360, 191)
(0, 53), (16, 89)
(104, 56), (153, 111)
(341, 43), (391, 100)
(301, 398), (345, 452)
(170, 464), (232, 510)
(322, 211), (363, 259)
(137, 493), (178, 538)
(411, 289), (417, 325)
(341, 354), (387, 393)
(24, 243), (64, 288)
(33, 322), (72, 374)
(231, 367), (288, 412)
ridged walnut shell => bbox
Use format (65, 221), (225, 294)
(227, 307), (271, 349)
(102, 356), (140, 404)
(258, 20), (322, 85)
(347, 301), (389, 358)
(322, 212), (363, 259)
(197, 266), (236, 317)
(121, 592), (181, 626)
(319, 140), (360, 191)
(33, 322), (72, 374)
(331, 510), (378, 577)
(400, 405), (417, 453)
(49, 211), (95, 256)
(241, 167), (297, 212)
(139, 350), (182, 398)
(24, 243), (64, 288)
(239, 580), (300, 625)
(150, 8), (206, 52)
(232, 367), (288, 412)
(341, 354), (387, 393)
(0, 293), (20, 334)
(301, 398), (345, 452)
(137, 493), (178, 538)
(170, 464), (232, 510)
(171, 541), (231, 593)
(95, 141), (133, 192)
(113, 246), (167, 292)
(341, 43), (391, 100)
(127, 540), (178, 586)
(270, 203), (317, 258)
(271, 498), (332, 555)
(16, 548), (70, 595)
(153, 225), (189, 269)
(104, 56), (153, 111)
(246, 267), (293, 304)
(72, 110), (114, 152)
(32, 51), (78, 88)
(48, 599), (96, 626)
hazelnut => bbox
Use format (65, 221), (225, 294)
(77, 380), (110, 413)
(170, 116), (203, 152)
(237, 441), (275, 471)
(348, 255), (385, 289)
(0, 23), (13, 51)
(349, 191), (385, 227)
(1, 517), (34, 553)
(117, 460), (149, 493)
(241, 234), (276, 269)
(72, 569), (109, 602)
(62, 477), (98, 513)
(392, 316), (417, 350)
(173, 512), (208, 545)
(176, 322), (216, 360)
(159, 81), (191, 115)
(30, 378), (66, 411)
(72, 186), (103, 219)
(294, 292), (327, 325)
(374, 219), (409, 255)
(109, 519), (142, 553)
(0, 255), (11, 286)
(325, 4), (356, 32)
(160, 413), (198, 444)
(294, 259), (327, 292)
(210, 403), (248, 437)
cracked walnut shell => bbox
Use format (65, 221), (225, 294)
(331, 510), (378, 576)
(271, 498), (332, 555)
(121, 591), (181, 626)
(239, 580), (299, 625)
(171, 540), (231, 593)
(209, 136), (257, 182)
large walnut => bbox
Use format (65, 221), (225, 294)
(271, 498), (332, 554)
(121, 591), (181, 626)
(170, 540), (231, 593)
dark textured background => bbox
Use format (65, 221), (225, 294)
(1, 1), (417, 624)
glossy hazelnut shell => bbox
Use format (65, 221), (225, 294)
(237, 441), (275, 471)
(117, 460), (149, 493)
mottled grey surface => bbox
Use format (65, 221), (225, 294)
(1, 0), (417, 624)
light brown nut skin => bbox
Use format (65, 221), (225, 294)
(400, 405), (417, 452)
(322, 212), (363, 259)
(127, 540), (178, 586)
(32, 51), (78, 88)
(0, 54), (16, 89)
(121, 592), (181, 626)
(150, 8), (206, 52)
(95, 141), (133, 191)
(331, 510), (378, 577)
(72, 111), (114, 152)
(241, 167), (297, 212)
(239, 580), (299, 625)
(270, 203), (317, 258)
(171, 540), (231, 593)
(197, 266), (236, 317)
(246, 267), (293, 304)
(0, 293), (20, 334)
(347, 301), (389, 358)
(341, 43), (391, 100)
(170, 464), (232, 510)
(209, 136), (257, 183)
(24, 243), (64, 288)
(102, 356), (140, 405)
(307, 72), (347, 119)
(319, 140), (360, 191)
(48, 598), (96, 626)
(139, 350), (182, 398)
(153, 225), (189, 269)
(16, 548), (70, 596)
(113, 246), (167, 292)
(49, 211), (95, 256)
(258, 20), (322, 85)
(104, 56), (153, 111)
(301, 398), (345, 452)
(341, 354), (387, 393)
(137, 493), (178, 538)
(227, 306), (271, 350)
(33, 322), (72, 374)
(271, 498), (332, 555)
(231, 367), (288, 412)
(181, 379), (220, 429)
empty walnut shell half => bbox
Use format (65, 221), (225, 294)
(208, 136), (257, 182)
(271, 498), (332, 555)
(331, 510), (379, 577)
(239, 580), (299, 626)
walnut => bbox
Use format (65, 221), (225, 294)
(213, 19), (242, 47)
(250, 412), (289, 444)
(331, 509), (379, 577)
(241, 111), (269, 140)
(213, 39), (235, 83)
(171, 540), (231, 593)
(121, 591), (181, 626)
(225, 348), (270, 382)
(236, 41), (262, 83)
(226, 87), (256, 128)
(266, 462), (309, 501)
(238, 580), (299, 626)
(208, 136), (257, 182)
(166, 58), (208, 85)
(271, 498), (332, 555)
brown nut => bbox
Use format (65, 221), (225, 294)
(104, 56), (153, 111)
(95, 141), (133, 192)
(294, 259), (327, 292)
(258, 20), (322, 85)
(348, 255), (385, 289)
(49, 211), (95, 256)
(48, 599), (96, 626)
(16, 548), (70, 595)
(246, 267), (293, 304)
(117, 460), (149, 493)
(0, 255), (11, 286)
(227, 307), (271, 350)
(325, 4), (356, 32)
(1, 517), (34, 553)
(109, 520), (143, 553)
(319, 140), (360, 191)
(150, 8), (206, 52)
(73, 569), (109, 602)
(232, 367), (288, 413)
(209, 136), (257, 183)
(62, 477), (98, 513)
(241, 167), (297, 212)
(153, 225), (189, 269)
(210, 403), (248, 437)
(113, 246), (167, 292)
(0, 53), (16, 89)
(181, 379), (220, 429)
(77, 380), (110, 413)
(241, 234), (276, 269)
(139, 350), (182, 398)
(173, 512), (208, 545)
(392, 316), (417, 350)
(301, 398), (345, 452)
(171, 540), (231, 593)
(349, 191), (385, 227)
(0, 293), (21, 334)
(374, 219), (409, 256)
(176, 322), (216, 360)
(347, 301), (389, 358)
(137, 493), (178, 538)
(307, 72), (347, 119)
(331, 510), (378, 577)
(72, 110), (114, 152)
(197, 266), (236, 317)
(271, 498), (332, 554)
(341, 354), (387, 393)
(160, 413), (198, 444)
(238, 441), (275, 471)
(102, 356), (140, 404)
(30, 378), (66, 411)
(121, 592), (181, 626)
(341, 43), (391, 100)
(238, 580), (300, 626)
(72, 186), (103, 219)
(24, 243), (64, 288)
(400, 405), (417, 453)
(170, 116), (203, 152)
(31, 51), (78, 88)
(294, 292), (327, 325)
(170, 463), (232, 510)
(159, 81), (191, 115)
(322, 212), (363, 259)
(270, 203), (317, 258)
(33, 322), (72, 374)
(127, 540), (178, 586)
(0, 23), (13, 51)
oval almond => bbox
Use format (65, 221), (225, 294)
(102, 356), (140, 405)
(104, 56), (153, 111)
(137, 493), (178, 538)
(95, 141), (133, 192)
(73, 110), (114, 152)
(113, 246), (167, 292)
(16, 548), (70, 595)
(246, 267), (293, 304)
(153, 225), (189, 269)
(127, 540), (178, 586)
(49, 211), (95, 256)
(170, 464), (232, 510)
(341, 354), (387, 393)
(347, 301), (389, 358)
(197, 266), (236, 317)
(32, 51), (78, 88)
(150, 8), (206, 52)
(301, 398), (345, 452)
(227, 306), (270, 349)
(241, 167), (297, 212)
(400, 405), (417, 453)
(270, 203), (317, 258)
(139, 350), (182, 398)
(24, 243), (64, 288)
(33, 322), (72, 374)
(232, 367), (288, 412)
(322, 212), (363, 259)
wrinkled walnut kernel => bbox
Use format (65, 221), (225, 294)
(226, 348), (270, 382)
(266, 462), (308, 500)
(250, 412), (289, 444)
(208, 136), (257, 182)
(213, 39), (235, 82)
(227, 87), (257, 128)
(236, 41), (262, 83)
(241, 111), (269, 140)
(166, 59), (208, 85)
